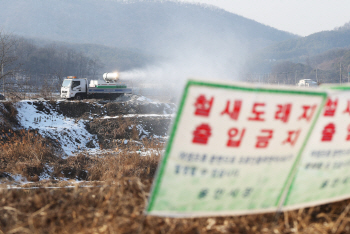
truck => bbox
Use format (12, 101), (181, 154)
(297, 79), (318, 87)
(60, 72), (132, 100)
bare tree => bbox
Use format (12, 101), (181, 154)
(0, 31), (20, 97)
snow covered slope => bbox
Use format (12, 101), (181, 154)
(16, 101), (99, 156)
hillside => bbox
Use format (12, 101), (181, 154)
(257, 29), (350, 62)
(244, 22), (350, 74)
(0, 0), (296, 52)
(29, 39), (158, 71)
(0, 0), (297, 81)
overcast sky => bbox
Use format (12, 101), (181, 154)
(177, 0), (350, 36)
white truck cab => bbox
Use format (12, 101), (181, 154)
(61, 76), (87, 100)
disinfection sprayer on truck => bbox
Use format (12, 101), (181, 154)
(60, 72), (132, 100)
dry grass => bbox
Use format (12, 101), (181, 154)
(88, 152), (160, 181)
(0, 129), (57, 181)
(0, 142), (350, 234)
(0, 102), (19, 131)
(2, 179), (350, 233)
(0, 129), (161, 182)
(2, 132), (350, 233)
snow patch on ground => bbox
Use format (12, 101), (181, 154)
(136, 149), (164, 157)
(16, 101), (99, 157)
(11, 174), (28, 183)
(136, 96), (154, 103)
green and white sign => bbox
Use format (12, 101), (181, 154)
(147, 80), (327, 217)
(285, 85), (350, 209)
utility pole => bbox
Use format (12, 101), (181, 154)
(316, 68), (318, 83)
(294, 70), (297, 85)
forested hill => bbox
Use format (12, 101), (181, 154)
(254, 28), (350, 63)
(0, 0), (296, 55)
(243, 22), (350, 84)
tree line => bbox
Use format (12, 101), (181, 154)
(0, 31), (103, 95)
(243, 47), (350, 85)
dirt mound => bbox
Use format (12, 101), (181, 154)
(56, 101), (104, 118)
(52, 96), (175, 149)
(10, 95), (175, 155)
(105, 102), (175, 116)
(0, 96), (174, 182)
(27, 96), (176, 119)
(15, 101), (100, 156)
(23, 100), (104, 119)
(88, 115), (172, 148)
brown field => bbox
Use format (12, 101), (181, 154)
(1, 100), (350, 234)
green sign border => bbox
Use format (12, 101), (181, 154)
(147, 80), (327, 214)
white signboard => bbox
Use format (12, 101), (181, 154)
(147, 80), (327, 217)
(284, 86), (350, 209)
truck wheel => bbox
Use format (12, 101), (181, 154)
(75, 94), (82, 100)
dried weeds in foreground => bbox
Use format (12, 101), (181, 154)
(2, 132), (350, 233)
(2, 178), (350, 233)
